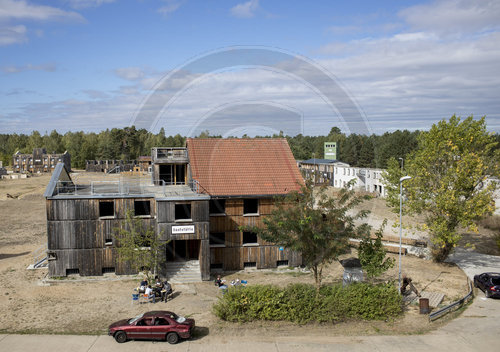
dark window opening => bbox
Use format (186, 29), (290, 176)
(175, 203), (191, 220)
(105, 238), (113, 246)
(134, 200), (151, 216)
(155, 318), (169, 326)
(66, 268), (79, 275)
(102, 267), (115, 274)
(243, 199), (259, 215)
(243, 231), (258, 245)
(244, 262), (256, 268)
(210, 263), (223, 269)
(159, 164), (173, 184)
(209, 232), (225, 246)
(175, 164), (185, 184)
(209, 199), (226, 214)
(99, 201), (114, 217)
(277, 260), (289, 267)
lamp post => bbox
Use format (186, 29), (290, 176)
(398, 157), (404, 171)
(398, 175), (411, 294)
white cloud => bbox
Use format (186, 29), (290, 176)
(157, 0), (183, 17)
(114, 67), (145, 81)
(0, 0), (84, 46)
(2, 62), (56, 73)
(0, 24), (25, 45)
(400, 0), (500, 36)
(66, 0), (115, 9)
(230, 0), (259, 18)
(0, 0), (84, 22)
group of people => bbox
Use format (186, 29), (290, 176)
(215, 275), (245, 291)
(138, 276), (173, 302)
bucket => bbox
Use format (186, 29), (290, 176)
(419, 297), (430, 314)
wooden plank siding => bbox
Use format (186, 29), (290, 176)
(157, 200), (209, 223)
(47, 197), (156, 220)
(46, 195), (301, 278)
(47, 197), (157, 276)
(208, 198), (302, 271)
(47, 248), (133, 276)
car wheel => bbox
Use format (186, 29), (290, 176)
(166, 332), (179, 344)
(114, 331), (127, 343)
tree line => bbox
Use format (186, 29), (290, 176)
(1, 125), (497, 170)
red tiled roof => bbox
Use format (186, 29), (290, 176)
(187, 138), (304, 196)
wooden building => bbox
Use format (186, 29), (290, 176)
(13, 149), (71, 173)
(45, 138), (304, 281)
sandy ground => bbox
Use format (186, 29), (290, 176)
(0, 173), (493, 337)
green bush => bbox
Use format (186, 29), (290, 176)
(213, 282), (402, 324)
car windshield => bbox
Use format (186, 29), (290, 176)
(176, 316), (186, 323)
(128, 313), (144, 325)
(492, 277), (500, 285)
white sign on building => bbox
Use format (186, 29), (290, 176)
(172, 225), (195, 234)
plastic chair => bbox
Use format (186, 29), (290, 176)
(132, 293), (139, 305)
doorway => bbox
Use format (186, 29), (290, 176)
(166, 240), (200, 261)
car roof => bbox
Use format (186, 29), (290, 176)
(143, 311), (175, 317)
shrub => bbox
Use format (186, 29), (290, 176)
(213, 282), (402, 323)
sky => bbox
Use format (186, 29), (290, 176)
(1, 0), (500, 137)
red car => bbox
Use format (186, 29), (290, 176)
(108, 311), (195, 344)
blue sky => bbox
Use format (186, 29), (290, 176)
(1, 0), (499, 136)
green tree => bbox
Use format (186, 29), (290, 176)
(358, 220), (395, 282)
(384, 115), (499, 261)
(245, 179), (371, 292)
(115, 211), (166, 283)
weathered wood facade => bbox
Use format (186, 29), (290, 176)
(45, 139), (304, 281)
(209, 198), (301, 271)
(46, 193), (212, 278)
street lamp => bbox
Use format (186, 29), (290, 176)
(398, 175), (411, 294)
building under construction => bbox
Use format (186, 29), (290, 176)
(44, 138), (304, 281)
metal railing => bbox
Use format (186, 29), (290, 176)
(429, 279), (474, 322)
(55, 178), (205, 197)
(33, 244), (48, 268)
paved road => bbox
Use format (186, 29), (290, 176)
(1, 248), (499, 352)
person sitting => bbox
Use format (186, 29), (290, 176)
(145, 285), (155, 303)
(215, 275), (227, 290)
(139, 277), (148, 293)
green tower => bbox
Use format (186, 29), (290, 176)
(324, 142), (337, 160)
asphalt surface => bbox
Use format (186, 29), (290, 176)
(1, 248), (499, 352)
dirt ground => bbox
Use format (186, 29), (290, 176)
(0, 173), (492, 338)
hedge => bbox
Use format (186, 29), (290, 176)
(213, 283), (402, 323)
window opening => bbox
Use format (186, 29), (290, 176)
(209, 232), (226, 246)
(243, 199), (259, 215)
(277, 260), (289, 267)
(243, 231), (258, 245)
(209, 199), (226, 214)
(99, 201), (114, 217)
(175, 203), (191, 221)
(134, 200), (151, 216)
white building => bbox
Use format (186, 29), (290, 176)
(299, 159), (387, 197)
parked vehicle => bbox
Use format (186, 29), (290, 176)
(473, 272), (500, 298)
(108, 311), (195, 344)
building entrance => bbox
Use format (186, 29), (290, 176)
(166, 240), (200, 261)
